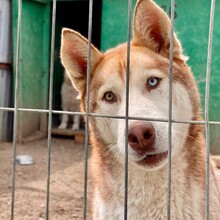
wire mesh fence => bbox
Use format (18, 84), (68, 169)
(0, 0), (219, 219)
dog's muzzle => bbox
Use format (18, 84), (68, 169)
(128, 121), (168, 167)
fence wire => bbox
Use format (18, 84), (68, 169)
(45, 0), (57, 219)
(167, 0), (175, 218)
(205, 0), (216, 219)
(2, 107), (220, 125)
(124, 0), (133, 218)
(0, 0), (217, 219)
(10, 0), (22, 219)
(83, 0), (94, 219)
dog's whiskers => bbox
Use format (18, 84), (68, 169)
(101, 142), (117, 158)
(99, 141), (120, 167)
(107, 152), (120, 168)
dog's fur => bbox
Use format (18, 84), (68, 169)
(58, 71), (80, 130)
(60, 0), (220, 219)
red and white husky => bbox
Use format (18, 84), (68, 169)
(60, 0), (220, 219)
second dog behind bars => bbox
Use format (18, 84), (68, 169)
(60, 0), (220, 219)
(58, 71), (80, 130)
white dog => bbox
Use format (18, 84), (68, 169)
(58, 71), (80, 130)
(60, 0), (220, 219)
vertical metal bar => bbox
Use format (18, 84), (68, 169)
(205, 0), (215, 219)
(124, 0), (133, 219)
(45, 0), (56, 219)
(10, 0), (22, 219)
(167, 0), (175, 219)
(83, 0), (94, 219)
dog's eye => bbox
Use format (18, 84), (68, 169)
(147, 77), (160, 88)
(103, 91), (116, 103)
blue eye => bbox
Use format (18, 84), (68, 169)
(147, 77), (160, 87)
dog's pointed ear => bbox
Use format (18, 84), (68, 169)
(60, 28), (102, 93)
(133, 0), (187, 62)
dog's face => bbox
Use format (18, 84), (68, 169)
(61, 0), (201, 170)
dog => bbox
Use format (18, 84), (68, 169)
(58, 71), (80, 130)
(60, 0), (220, 219)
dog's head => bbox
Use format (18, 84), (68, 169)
(60, 0), (202, 170)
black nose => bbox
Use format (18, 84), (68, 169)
(128, 122), (155, 156)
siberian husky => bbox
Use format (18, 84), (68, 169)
(58, 71), (80, 130)
(60, 0), (220, 219)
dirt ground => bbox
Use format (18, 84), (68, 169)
(0, 138), (93, 220)
(1, 138), (220, 220)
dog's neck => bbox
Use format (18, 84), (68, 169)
(89, 132), (208, 219)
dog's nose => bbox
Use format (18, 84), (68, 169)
(128, 122), (155, 155)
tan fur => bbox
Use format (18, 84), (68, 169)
(60, 0), (220, 219)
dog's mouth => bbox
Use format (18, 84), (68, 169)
(137, 151), (168, 166)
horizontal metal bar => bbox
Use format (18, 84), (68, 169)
(0, 106), (220, 125)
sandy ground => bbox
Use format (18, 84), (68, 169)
(1, 138), (220, 220)
(0, 138), (93, 220)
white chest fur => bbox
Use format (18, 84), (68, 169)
(92, 157), (205, 220)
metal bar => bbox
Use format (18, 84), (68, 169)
(1, 106), (220, 125)
(10, 0), (22, 219)
(167, 0), (175, 219)
(45, 0), (57, 219)
(205, 0), (216, 219)
(2, 1), (218, 219)
(124, 0), (133, 219)
(83, 0), (94, 219)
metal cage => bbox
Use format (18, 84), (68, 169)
(0, 0), (219, 219)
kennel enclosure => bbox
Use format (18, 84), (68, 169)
(0, 0), (219, 219)
(5, 0), (219, 153)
